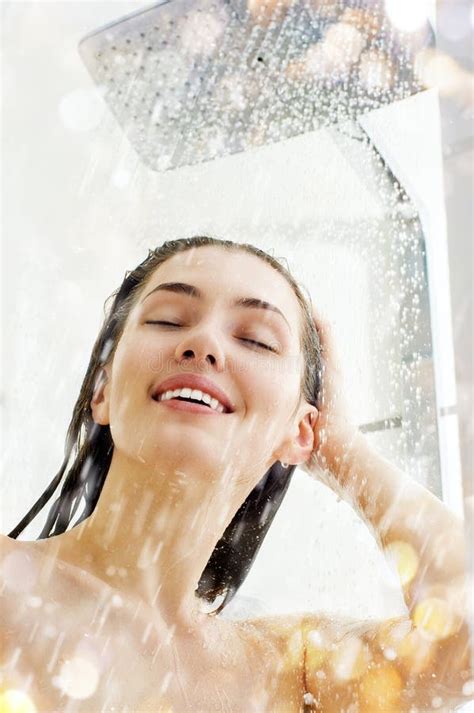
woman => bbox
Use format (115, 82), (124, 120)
(1, 236), (472, 712)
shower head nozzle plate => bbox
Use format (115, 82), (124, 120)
(79, 0), (434, 172)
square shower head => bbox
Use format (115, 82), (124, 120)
(79, 0), (434, 172)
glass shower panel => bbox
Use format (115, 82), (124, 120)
(332, 126), (441, 496)
(270, 123), (442, 498)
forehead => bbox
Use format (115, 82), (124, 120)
(141, 246), (301, 321)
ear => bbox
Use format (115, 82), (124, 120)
(90, 365), (111, 426)
(275, 406), (318, 467)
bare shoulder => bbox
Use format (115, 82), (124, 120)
(0, 531), (57, 569)
(238, 609), (473, 710)
(0, 535), (56, 709)
(0, 534), (134, 711)
(0, 533), (40, 596)
(0, 531), (103, 648)
(0, 532), (66, 639)
(298, 610), (473, 711)
(0, 532), (15, 548)
(0, 532), (25, 556)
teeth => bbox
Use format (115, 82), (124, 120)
(157, 386), (227, 413)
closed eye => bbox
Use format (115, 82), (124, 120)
(145, 320), (181, 327)
(239, 338), (276, 353)
(145, 321), (277, 353)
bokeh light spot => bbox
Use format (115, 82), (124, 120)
(0, 690), (37, 713)
(413, 597), (462, 641)
(385, 540), (419, 586)
(57, 656), (100, 700)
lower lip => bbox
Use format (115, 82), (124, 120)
(152, 397), (226, 416)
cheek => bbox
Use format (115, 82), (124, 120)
(141, 344), (168, 378)
(107, 351), (148, 422)
(115, 333), (165, 382)
(245, 359), (299, 417)
(130, 331), (177, 379)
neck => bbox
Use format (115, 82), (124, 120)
(50, 450), (244, 630)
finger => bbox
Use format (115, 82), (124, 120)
(310, 305), (338, 356)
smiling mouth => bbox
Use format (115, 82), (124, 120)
(151, 395), (230, 415)
(157, 394), (211, 407)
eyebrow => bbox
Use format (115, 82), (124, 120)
(141, 282), (291, 333)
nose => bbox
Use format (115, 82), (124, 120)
(174, 323), (226, 372)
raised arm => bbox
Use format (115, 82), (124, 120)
(299, 314), (473, 710)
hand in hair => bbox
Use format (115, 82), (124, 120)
(304, 308), (359, 484)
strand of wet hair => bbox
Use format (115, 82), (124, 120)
(7, 461), (69, 539)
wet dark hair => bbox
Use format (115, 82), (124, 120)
(9, 236), (321, 614)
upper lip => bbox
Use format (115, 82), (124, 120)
(152, 375), (235, 413)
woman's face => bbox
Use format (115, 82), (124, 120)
(93, 246), (315, 485)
